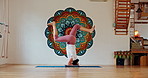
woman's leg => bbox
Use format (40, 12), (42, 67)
(48, 21), (76, 44)
(55, 35), (76, 45)
(79, 25), (95, 33)
(69, 24), (81, 36)
(69, 24), (95, 36)
(47, 21), (58, 40)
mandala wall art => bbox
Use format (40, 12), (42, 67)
(45, 7), (96, 57)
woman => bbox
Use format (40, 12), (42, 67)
(47, 21), (95, 65)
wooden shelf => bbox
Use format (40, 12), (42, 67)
(131, 49), (148, 53)
(135, 22), (148, 24)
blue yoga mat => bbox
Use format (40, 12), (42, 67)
(36, 65), (101, 68)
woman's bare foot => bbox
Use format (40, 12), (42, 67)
(89, 25), (95, 33)
(47, 21), (56, 26)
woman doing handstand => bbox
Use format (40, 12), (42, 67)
(47, 21), (95, 65)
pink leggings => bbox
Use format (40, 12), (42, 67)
(54, 24), (81, 45)
(55, 24), (81, 60)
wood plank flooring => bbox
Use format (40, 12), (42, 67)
(0, 64), (148, 78)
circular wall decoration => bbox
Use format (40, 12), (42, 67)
(45, 7), (96, 57)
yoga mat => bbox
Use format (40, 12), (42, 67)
(36, 65), (101, 68)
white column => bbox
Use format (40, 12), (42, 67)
(0, 0), (9, 65)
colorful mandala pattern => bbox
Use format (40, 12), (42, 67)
(45, 7), (96, 57)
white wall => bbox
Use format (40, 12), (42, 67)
(7, 0), (130, 65)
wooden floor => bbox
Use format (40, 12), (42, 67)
(0, 64), (148, 78)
